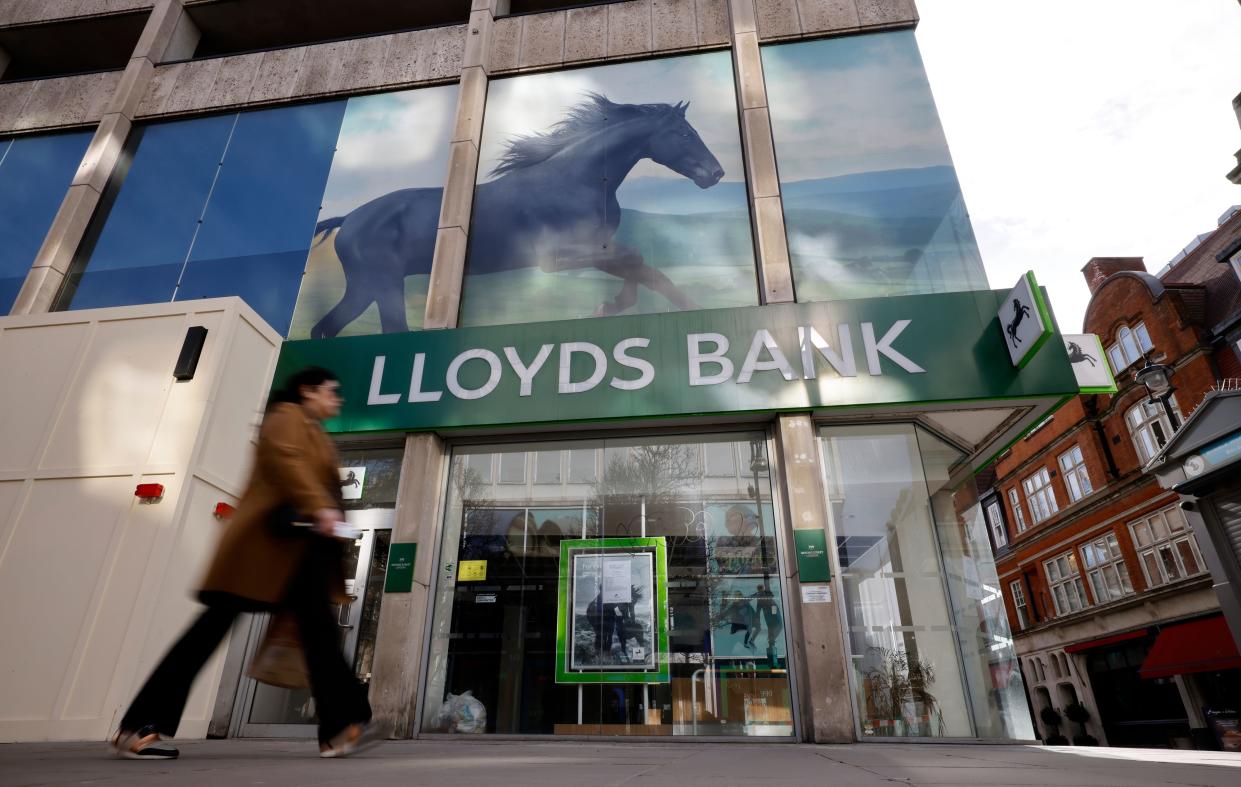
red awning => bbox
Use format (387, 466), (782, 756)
(1064, 628), (1147, 654)
(1139, 615), (1241, 679)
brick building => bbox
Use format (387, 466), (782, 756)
(988, 208), (1241, 749)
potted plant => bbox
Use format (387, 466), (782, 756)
(1040, 706), (1068, 745)
(1063, 702), (1098, 745)
(863, 647), (943, 737)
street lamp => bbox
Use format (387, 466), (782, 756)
(1135, 356), (1181, 431)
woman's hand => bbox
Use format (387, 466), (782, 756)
(312, 508), (346, 538)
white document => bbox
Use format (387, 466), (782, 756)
(602, 556), (633, 603)
(800, 585), (832, 604)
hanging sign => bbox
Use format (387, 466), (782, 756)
(272, 290), (1078, 435)
(1062, 334), (1116, 393)
(999, 271), (1053, 368)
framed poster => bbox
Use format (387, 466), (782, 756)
(555, 537), (669, 684)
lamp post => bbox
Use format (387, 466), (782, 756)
(1135, 356), (1181, 432)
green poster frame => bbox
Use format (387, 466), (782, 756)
(555, 537), (670, 684)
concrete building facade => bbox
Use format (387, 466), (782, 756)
(2, 0), (1091, 745)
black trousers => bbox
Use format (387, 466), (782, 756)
(120, 538), (371, 743)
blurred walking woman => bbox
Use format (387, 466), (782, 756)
(112, 367), (379, 760)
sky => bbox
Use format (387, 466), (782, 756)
(915, 0), (1241, 333)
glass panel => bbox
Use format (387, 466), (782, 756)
(1175, 539), (1200, 576)
(1141, 551), (1163, 586)
(62, 115), (236, 311)
(287, 85), (458, 338)
(1157, 544), (1181, 581)
(1120, 327), (1140, 364)
(1151, 512), (1169, 541)
(335, 446), (402, 510)
(499, 451), (527, 484)
(465, 453), (492, 484)
(1135, 323), (1153, 352)
(764, 31), (987, 301)
(823, 425), (975, 739)
(1165, 506), (1187, 532)
(1118, 564), (1134, 594)
(535, 451), (563, 484)
(1133, 521), (1152, 547)
(354, 529), (391, 682)
(703, 442), (737, 477)
(175, 102), (346, 336)
(568, 449), (597, 483)
(1102, 566), (1122, 600)
(424, 433), (793, 737)
(1108, 345), (1126, 374)
(460, 52), (755, 328)
(0, 132), (92, 312)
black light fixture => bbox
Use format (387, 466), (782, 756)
(1134, 355), (1180, 431)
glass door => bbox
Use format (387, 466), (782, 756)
(231, 445), (402, 737)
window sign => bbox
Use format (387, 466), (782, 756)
(339, 466), (366, 500)
(556, 538), (669, 684)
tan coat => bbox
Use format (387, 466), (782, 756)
(199, 402), (347, 608)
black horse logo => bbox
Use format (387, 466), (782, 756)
(1066, 341), (1097, 367)
(1006, 298), (1032, 347)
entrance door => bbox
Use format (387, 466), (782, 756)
(230, 508), (393, 738)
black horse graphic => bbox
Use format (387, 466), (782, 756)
(1005, 298), (1032, 347)
(308, 93), (724, 338)
(1066, 341), (1097, 367)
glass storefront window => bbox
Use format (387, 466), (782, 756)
(820, 424), (1033, 740)
(458, 52), (756, 327)
(423, 432), (795, 737)
(764, 32), (988, 303)
(0, 131), (93, 314)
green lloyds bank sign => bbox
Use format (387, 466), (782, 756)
(273, 290), (1079, 434)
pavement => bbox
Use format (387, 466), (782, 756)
(2, 738), (1240, 787)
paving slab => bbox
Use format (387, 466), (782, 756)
(0, 739), (1238, 787)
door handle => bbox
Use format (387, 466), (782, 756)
(336, 594), (357, 628)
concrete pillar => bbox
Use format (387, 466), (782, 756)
(368, 433), (449, 738)
(727, 0), (794, 304)
(9, 0), (198, 316)
(423, 1), (508, 329)
(774, 413), (855, 742)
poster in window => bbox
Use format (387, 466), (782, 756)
(460, 52), (755, 327)
(709, 575), (787, 662)
(287, 84), (458, 339)
(556, 537), (669, 684)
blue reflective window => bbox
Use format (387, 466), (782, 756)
(61, 101), (346, 336)
(0, 131), (92, 313)
(63, 114), (235, 311)
(176, 102), (345, 335)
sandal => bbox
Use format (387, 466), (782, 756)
(110, 725), (179, 759)
(318, 721), (384, 759)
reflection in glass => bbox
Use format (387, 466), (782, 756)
(0, 131), (92, 313)
(175, 102), (345, 336)
(61, 115), (236, 312)
(423, 433), (793, 736)
(821, 423), (1032, 740)
(459, 52), (756, 327)
(764, 32), (988, 302)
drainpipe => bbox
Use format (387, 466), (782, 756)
(1084, 398), (1120, 481)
